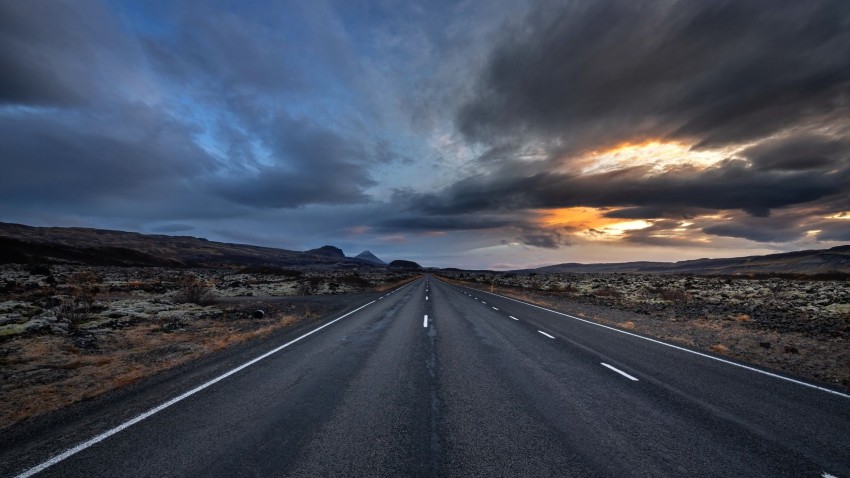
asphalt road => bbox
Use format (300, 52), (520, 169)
(4, 275), (849, 477)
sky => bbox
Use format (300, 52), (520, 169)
(1, 0), (848, 269)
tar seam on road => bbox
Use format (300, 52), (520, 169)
(12, 281), (423, 478)
(601, 363), (639, 381)
(538, 330), (556, 339)
(465, 285), (850, 399)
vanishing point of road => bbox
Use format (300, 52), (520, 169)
(3, 275), (849, 477)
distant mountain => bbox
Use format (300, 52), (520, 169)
(0, 222), (368, 269)
(527, 245), (850, 275)
(305, 245), (346, 259)
(354, 250), (386, 265)
(388, 259), (422, 270)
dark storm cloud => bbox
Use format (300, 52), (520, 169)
(516, 226), (570, 249)
(414, 160), (849, 216)
(741, 134), (849, 171)
(818, 222), (850, 241)
(457, 0), (849, 151)
(602, 206), (705, 220)
(703, 222), (806, 243)
(0, 1), (388, 218)
(699, 202), (850, 243)
(210, 115), (379, 208)
(139, 2), (390, 210)
(214, 165), (373, 209)
(376, 213), (571, 249)
(701, 212), (815, 243)
(0, 1), (148, 106)
(620, 220), (706, 247)
(375, 214), (517, 232)
(0, 106), (214, 205)
(394, 0), (850, 247)
(141, 3), (306, 94)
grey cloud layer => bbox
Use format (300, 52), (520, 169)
(398, 0), (850, 247)
(0, 0), (847, 256)
(0, 1), (389, 216)
(457, 0), (849, 151)
(211, 116), (378, 208)
(413, 161), (848, 216)
(0, 106), (214, 205)
(0, 1), (152, 106)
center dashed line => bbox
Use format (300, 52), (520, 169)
(509, 316), (519, 321)
(601, 363), (639, 381)
(423, 314), (428, 328)
(492, 307), (499, 311)
(538, 330), (555, 339)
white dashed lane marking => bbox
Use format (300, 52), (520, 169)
(601, 363), (639, 381)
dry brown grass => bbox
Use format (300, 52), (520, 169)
(594, 286), (622, 298)
(621, 321), (636, 330)
(0, 311), (308, 430)
(174, 274), (216, 305)
(711, 344), (729, 354)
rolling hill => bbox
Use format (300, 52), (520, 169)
(0, 222), (372, 269)
(528, 245), (850, 275)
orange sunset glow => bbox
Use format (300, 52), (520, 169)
(538, 207), (654, 240)
(576, 140), (732, 175)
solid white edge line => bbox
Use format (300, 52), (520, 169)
(13, 298), (382, 478)
(538, 330), (555, 339)
(463, 285), (850, 399)
(509, 316), (519, 321)
(601, 362), (639, 381)
(424, 314), (428, 327)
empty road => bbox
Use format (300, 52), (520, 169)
(4, 275), (849, 477)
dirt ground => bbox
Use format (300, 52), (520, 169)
(438, 273), (850, 390)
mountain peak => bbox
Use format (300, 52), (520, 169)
(355, 250), (386, 265)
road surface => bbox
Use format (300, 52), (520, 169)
(3, 275), (849, 477)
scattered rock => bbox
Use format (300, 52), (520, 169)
(252, 309), (265, 319)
